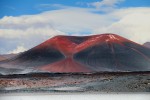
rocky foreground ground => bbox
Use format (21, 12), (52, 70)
(0, 72), (149, 93)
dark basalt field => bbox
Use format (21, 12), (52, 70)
(0, 72), (149, 93)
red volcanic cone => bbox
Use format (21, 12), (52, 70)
(1, 33), (150, 73)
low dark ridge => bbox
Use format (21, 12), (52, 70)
(0, 71), (150, 78)
(0, 46), (65, 68)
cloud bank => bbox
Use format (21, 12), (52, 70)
(8, 45), (27, 54)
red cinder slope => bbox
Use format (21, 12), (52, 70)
(73, 34), (150, 72)
(74, 34), (133, 53)
(35, 36), (78, 56)
(39, 58), (91, 72)
(37, 36), (91, 72)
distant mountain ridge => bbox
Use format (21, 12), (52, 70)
(0, 56), (6, 61)
(143, 42), (150, 48)
(0, 54), (17, 61)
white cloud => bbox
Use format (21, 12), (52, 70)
(0, 27), (65, 39)
(36, 4), (68, 10)
(8, 46), (27, 54)
(94, 7), (150, 44)
(0, 8), (114, 34)
(88, 0), (124, 9)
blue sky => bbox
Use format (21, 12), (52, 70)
(0, 0), (150, 18)
(0, 0), (150, 54)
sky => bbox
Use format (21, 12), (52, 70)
(0, 0), (150, 54)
